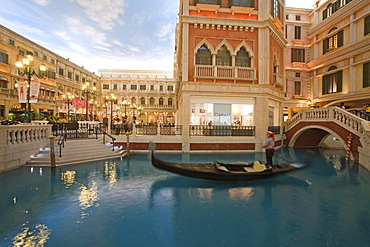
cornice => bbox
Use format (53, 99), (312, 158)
(307, 37), (370, 69)
(180, 15), (287, 47)
(308, 0), (368, 36)
(0, 25), (56, 58)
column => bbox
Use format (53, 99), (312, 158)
(348, 56), (355, 93)
(181, 93), (191, 152)
(182, 23), (189, 82)
(350, 13), (357, 44)
(254, 96), (269, 151)
(258, 27), (270, 84)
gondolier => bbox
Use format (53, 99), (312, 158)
(263, 131), (275, 168)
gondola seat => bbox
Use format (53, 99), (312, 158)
(214, 162), (229, 172)
(244, 161), (266, 172)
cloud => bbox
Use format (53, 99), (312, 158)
(69, 43), (87, 53)
(70, 0), (126, 30)
(155, 22), (173, 39)
(112, 40), (140, 53)
(64, 16), (110, 48)
(132, 12), (155, 26)
(31, 0), (51, 6)
(53, 31), (72, 41)
(0, 17), (47, 37)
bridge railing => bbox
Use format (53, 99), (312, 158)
(285, 107), (370, 148)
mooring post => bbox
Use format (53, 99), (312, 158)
(49, 134), (56, 168)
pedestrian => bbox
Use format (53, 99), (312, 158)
(262, 131), (275, 168)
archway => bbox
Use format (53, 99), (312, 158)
(288, 125), (347, 149)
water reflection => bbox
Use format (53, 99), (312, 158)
(12, 223), (51, 247)
(61, 170), (76, 188)
(229, 187), (254, 200)
(79, 181), (99, 210)
(150, 175), (310, 205)
(104, 161), (117, 188)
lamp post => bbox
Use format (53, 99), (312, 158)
(105, 93), (116, 131)
(90, 100), (97, 121)
(137, 106), (143, 122)
(16, 51), (46, 123)
(131, 104), (137, 117)
(63, 93), (74, 123)
(122, 100), (129, 119)
(82, 81), (96, 121)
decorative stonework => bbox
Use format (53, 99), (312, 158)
(194, 23), (254, 32)
(195, 4), (220, 14)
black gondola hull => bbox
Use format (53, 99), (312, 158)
(151, 151), (302, 181)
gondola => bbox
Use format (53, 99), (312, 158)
(150, 143), (307, 181)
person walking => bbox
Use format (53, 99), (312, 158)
(263, 131), (275, 168)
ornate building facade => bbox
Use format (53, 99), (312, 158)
(0, 24), (100, 122)
(98, 70), (176, 124)
(284, 7), (311, 120)
(307, 0), (370, 109)
(174, 0), (288, 151)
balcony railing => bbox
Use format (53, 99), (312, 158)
(195, 65), (256, 80)
(160, 125), (182, 136)
(190, 125), (255, 137)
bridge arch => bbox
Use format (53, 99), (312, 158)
(288, 125), (347, 148)
(286, 122), (361, 162)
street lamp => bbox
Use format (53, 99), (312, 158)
(131, 104), (137, 117)
(122, 99), (129, 119)
(89, 100), (97, 121)
(105, 93), (116, 131)
(16, 51), (46, 123)
(82, 81), (96, 121)
(137, 106), (143, 121)
(62, 92), (74, 123)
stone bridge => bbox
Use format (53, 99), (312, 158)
(284, 107), (370, 170)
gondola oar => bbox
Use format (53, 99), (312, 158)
(275, 153), (306, 168)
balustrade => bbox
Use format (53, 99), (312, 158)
(1, 125), (50, 145)
(195, 65), (255, 80)
(285, 107), (370, 146)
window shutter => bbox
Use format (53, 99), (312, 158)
(337, 30), (344, 47)
(323, 38), (329, 54)
(337, 70), (343, 92)
(323, 9), (327, 20)
(364, 62), (370, 88)
(323, 75), (329, 94)
(364, 15), (370, 36)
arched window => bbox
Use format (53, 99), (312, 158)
(323, 28), (343, 54)
(159, 98), (164, 106)
(235, 47), (251, 67)
(323, 66), (342, 94)
(323, 0), (348, 20)
(168, 98), (173, 106)
(140, 97), (145, 105)
(196, 45), (212, 65)
(216, 45), (231, 66)
(0, 76), (8, 88)
(131, 97), (136, 105)
(149, 97), (155, 106)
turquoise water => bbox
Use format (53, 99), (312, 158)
(0, 148), (369, 247)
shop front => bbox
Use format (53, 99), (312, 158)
(190, 97), (255, 126)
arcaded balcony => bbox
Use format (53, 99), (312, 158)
(194, 65), (256, 81)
